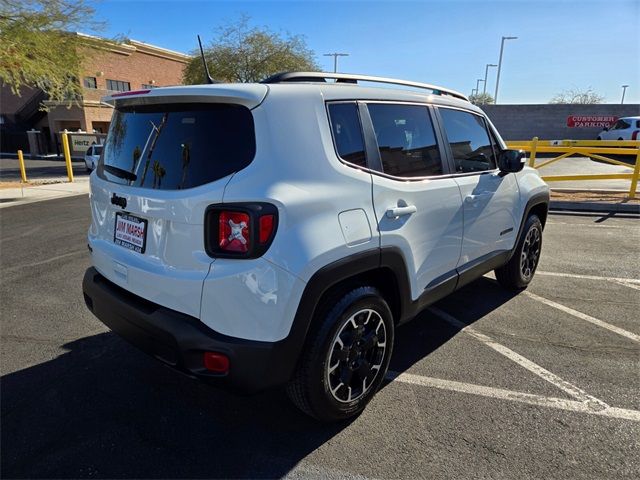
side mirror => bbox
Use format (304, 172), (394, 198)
(498, 149), (525, 173)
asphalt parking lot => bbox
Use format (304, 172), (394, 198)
(1, 195), (639, 479)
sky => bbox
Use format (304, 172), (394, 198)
(86, 0), (640, 104)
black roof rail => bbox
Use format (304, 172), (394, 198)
(261, 71), (469, 102)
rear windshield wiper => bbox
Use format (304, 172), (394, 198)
(103, 164), (137, 181)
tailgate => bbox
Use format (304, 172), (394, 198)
(87, 99), (257, 318)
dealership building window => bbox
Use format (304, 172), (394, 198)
(106, 79), (131, 92)
(83, 77), (97, 89)
(141, 84), (157, 89)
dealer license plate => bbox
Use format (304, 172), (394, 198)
(114, 212), (147, 253)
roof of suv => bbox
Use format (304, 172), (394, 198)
(267, 82), (478, 111)
(104, 72), (480, 113)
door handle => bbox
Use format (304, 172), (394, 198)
(385, 205), (417, 218)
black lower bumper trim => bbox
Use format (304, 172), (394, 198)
(82, 267), (296, 393)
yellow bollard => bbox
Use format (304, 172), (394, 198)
(629, 148), (640, 199)
(61, 130), (74, 182)
(528, 136), (538, 168)
(17, 149), (27, 183)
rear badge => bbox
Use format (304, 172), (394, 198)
(111, 193), (127, 209)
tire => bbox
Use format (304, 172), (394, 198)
(596, 137), (602, 140)
(495, 214), (543, 290)
(286, 286), (394, 422)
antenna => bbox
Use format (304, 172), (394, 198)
(197, 35), (216, 84)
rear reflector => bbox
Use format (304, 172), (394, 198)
(203, 352), (229, 373)
(259, 214), (275, 243)
(111, 89), (151, 97)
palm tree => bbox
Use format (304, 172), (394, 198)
(178, 143), (191, 189)
(152, 161), (166, 189)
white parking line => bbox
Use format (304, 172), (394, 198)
(546, 221), (624, 229)
(536, 270), (640, 285)
(524, 291), (640, 343)
(429, 307), (609, 407)
(614, 280), (640, 291)
(1, 249), (85, 276)
(387, 372), (640, 422)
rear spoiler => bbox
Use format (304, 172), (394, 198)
(102, 84), (269, 109)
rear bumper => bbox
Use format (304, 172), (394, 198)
(82, 267), (297, 393)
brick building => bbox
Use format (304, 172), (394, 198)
(1, 33), (190, 154)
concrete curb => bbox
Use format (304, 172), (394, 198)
(550, 201), (640, 214)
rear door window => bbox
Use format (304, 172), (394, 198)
(439, 108), (497, 173)
(327, 103), (367, 167)
(368, 103), (443, 177)
(98, 103), (255, 190)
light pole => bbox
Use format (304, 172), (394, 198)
(494, 36), (518, 103)
(621, 85), (629, 104)
(484, 63), (497, 95)
(471, 88), (478, 96)
(476, 78), (485, 95)
(323, 53), (349, 73)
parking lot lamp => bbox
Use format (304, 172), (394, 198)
(476, 78), (485, 95)
(484, 63), (497, 95)
(323, 53), (350, 73)
(494, 36), (518, 103)
(621, 85), (629, 104)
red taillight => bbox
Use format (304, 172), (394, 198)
(259, 214), (275, 243)
(203, 352), (229, 373)
(205, 203), (277, 258)
(111, 89), (151, 97)
(219, 211), (250, 253)
(632, 130), (639, 140)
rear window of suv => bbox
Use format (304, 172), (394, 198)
(98, 103), (255, 190)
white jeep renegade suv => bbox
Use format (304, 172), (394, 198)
(82, 72), (549, 422)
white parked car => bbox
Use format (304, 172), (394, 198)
(82, 72), (549, 421)
(597, 116), (640, 140)
(84, 144), (103, 171)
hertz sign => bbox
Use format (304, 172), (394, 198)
(566, 115), (617, 128)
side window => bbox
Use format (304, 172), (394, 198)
(368, 104), (442, 177)
(83, 76), (97, 89)
(611, 119), (629, 130)
(439, 108), (497, 173)
(106, 79), (131, 92)
(328, 103), (366, 168)
(488, 127), (503, 158)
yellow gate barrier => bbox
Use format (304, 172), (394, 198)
(506, 138), (640, 199)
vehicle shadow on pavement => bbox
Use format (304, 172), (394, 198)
(387, 276), (519, 375)
(1, 333), (350, 479)
(1, 277), (516, 479)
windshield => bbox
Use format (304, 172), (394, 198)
(93, 146), (103, 155)
(98, 103), (255, 190)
